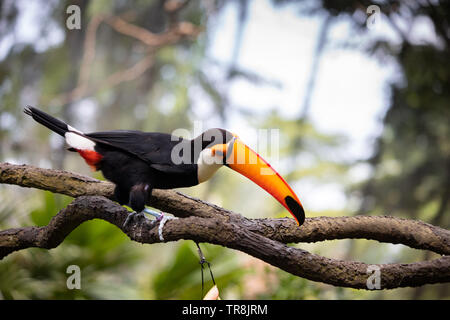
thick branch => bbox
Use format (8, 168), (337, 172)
(1, 162), (449, 289)
(0, 163), (223, 219)
(1, 162), (449, 254)
(0, 196), (448, 289)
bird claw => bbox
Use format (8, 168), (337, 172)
(123, 211), (147, 228)
(123, 208), (166, 228)
(123, 212), (134, 228)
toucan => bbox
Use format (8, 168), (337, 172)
(24, 106), (305, 226)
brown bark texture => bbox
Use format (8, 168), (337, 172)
(0, 162), (449, 290)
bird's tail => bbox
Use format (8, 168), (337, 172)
(24, 106), (100, 169)
(24, 106), (70, 137)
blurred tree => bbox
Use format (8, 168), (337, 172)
(0, 0), (289, 299)
(271, 0), (450, 299)
(0, 191), (141, 299)
(0, 0), (236, 299)
(1, 0), (448, 300)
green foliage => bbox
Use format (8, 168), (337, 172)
(256, 269), (322, 300)
(150, 242), (245, 300)
(0, 191), (142, 299)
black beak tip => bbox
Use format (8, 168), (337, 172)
(285, 196), (305, 226)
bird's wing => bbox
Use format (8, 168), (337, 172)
(86, 130), (193, 172)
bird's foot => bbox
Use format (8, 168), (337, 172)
(157, 214), (178, 241)
(123, 207), (168, 228)
(123, 207), (176, 239)
(143, 208), (165, 221)
(156, 212), (164, 222)
(123, 210), (149, 228)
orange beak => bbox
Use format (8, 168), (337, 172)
(213, 137), (305, 225)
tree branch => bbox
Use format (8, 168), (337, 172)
(1, 162), (449, 289)
(48, 10), (201, 107)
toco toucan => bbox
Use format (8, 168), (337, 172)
(24, 106), (305, 226)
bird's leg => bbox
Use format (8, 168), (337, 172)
(114, 185), (139, 228)
(114, 184), (130, 207)
(123, 183), (152, 228)
(195, 242), (216, 299)
(123, 210), (146, 227)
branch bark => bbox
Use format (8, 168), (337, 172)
(1, 162), (449, 289)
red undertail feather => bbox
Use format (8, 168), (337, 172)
(76, 149), (103, 171)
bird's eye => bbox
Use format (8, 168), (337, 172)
(210, 144), (227, 157)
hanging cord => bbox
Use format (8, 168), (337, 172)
(195, 242), (216, 299)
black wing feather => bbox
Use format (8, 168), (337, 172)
(86, 130), (193, 173)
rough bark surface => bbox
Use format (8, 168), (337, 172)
(1, 162), (449, 289)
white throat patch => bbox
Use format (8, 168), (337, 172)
(197, 148), (223, 183)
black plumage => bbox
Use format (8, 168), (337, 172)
(24, 106), (233, 215)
